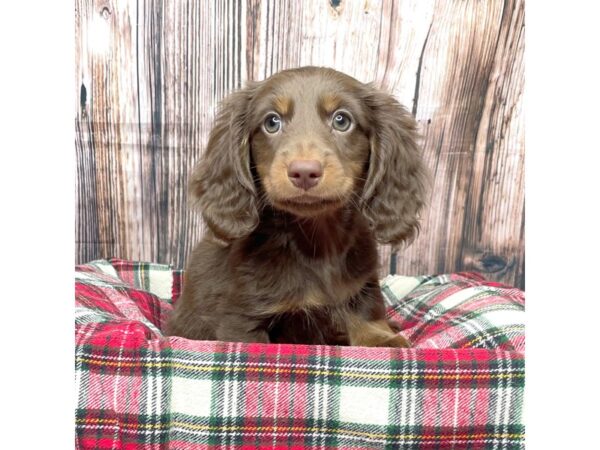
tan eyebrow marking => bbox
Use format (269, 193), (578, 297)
(273, 96), (294, 116)
(320, 94), (341, 114)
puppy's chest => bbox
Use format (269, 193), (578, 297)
(235, 227), (378, 316)
(254, 260), (367, 316)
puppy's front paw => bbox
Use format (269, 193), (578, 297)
(380, 334), (411, 348)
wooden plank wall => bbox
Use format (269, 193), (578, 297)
(75, 0), (525, 288)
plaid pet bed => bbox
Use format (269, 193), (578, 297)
(75, 259), (525, 450)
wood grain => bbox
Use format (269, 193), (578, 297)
(75, 0), (525, 288)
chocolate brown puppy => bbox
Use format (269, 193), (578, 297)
(166, 66), (427, 347)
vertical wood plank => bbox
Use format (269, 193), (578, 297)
(459, 0), (525, 287)
(392, 0), (524, 287)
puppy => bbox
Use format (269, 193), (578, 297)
(166, 66), (427, 347)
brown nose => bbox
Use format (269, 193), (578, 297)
(287, 160), (323, 191)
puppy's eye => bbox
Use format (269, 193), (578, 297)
(332, 111), (352, 132)
(263, 113), (282, 134)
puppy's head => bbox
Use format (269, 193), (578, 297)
(191, 67), (428, 247)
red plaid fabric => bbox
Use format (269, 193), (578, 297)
(75, 259), (525, 449)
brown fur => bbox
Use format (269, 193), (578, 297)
(165, 67), (428, 347)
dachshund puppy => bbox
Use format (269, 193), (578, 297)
(166, 66), (427, 347)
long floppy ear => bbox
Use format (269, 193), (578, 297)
(189, 83), (260, 242)
(360, 86), (429, 249)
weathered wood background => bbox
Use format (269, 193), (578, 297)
(75, 0), (525, 288)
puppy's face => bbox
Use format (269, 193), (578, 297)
(191, 66), (427, 246)
(249, 71), (371, 217)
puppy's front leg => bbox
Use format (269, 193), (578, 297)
(215, 314), (270, 344)
(345, 281), (410, 348)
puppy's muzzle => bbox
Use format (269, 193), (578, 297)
(287, 160), (323, 191)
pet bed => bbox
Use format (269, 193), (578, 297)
(75, 259), (524, 449)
